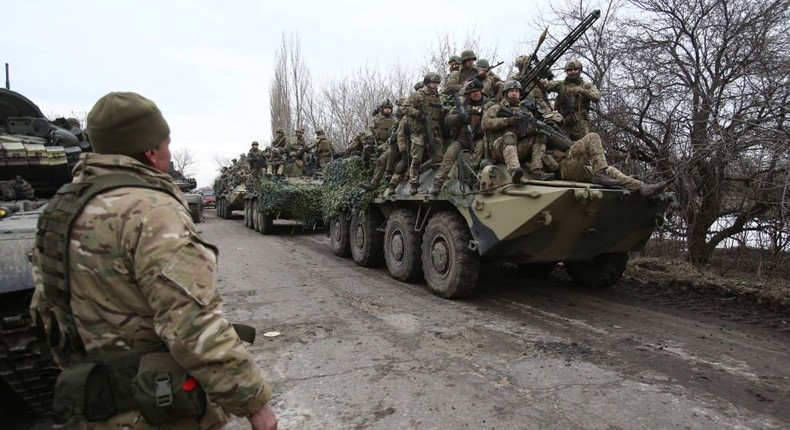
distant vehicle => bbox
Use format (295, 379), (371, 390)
(202, 189), (216, 207)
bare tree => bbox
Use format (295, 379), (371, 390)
(268, 31), (313, 142)
(171, 147), (196, 176)
(542, 0), (790, 265)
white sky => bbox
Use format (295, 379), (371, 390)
(4, 0), (558, 187)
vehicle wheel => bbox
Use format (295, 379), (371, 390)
(252, 200), (261, 232)
(189, 203), (203, 223)
(329, 212), (351, 257)
(384, 209), (422, 282)
(421, 211), (479, 299)
(218, 198), (225, 218)
(516, 262), (556, 277)
(244, 200), (252, 228)
(565, 252), (628, 289)
(216, 199), (221, 217)
(260, 213), (274, 235)
(349, 209), (384, 267)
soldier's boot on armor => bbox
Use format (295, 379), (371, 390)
(361, 168), (385, 191)
(384, 183), (397, 197)
(530, 169), (555, 181)
(638, 180), (670, 197)
(410, 182), (419, 195)
(429, 181), (443, 195)
(503, 145), (523, 184)
(590, 168), (622, 188)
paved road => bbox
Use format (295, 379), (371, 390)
(206, 211), (789, 430)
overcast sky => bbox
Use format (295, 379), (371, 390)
(4, 0), (559, 187)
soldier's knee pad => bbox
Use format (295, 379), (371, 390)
(502, 132), (518, 147)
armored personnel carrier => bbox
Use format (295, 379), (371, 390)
(243, 174), (323, 235)
(325, 152), (673, 298)
(168, 162), (203, 223)
(0, 87), (88, 415)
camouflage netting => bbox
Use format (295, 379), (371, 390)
(321, 156), (375, 218)
(254, 177), (323, 223)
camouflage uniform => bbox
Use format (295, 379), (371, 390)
(247, 142), (264, 185)
(306, 130), (335, 167)
(404, 75), (445, 193)
(363, 104), (397, 190)
(542, 60), (601, 140)
(481, 82), (536, 183)
(31, 153), (273, 429)
(543, 132), (642, 189)
(442, 49), (481, 95)
(475, 59), (503, 100)
(432, 81), (487, 193)
(271, 128), (287, 151)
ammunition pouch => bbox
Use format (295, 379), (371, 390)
(132, 353), (207, 425)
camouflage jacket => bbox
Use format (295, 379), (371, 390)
(543, 78), (600, 121)
(367, 112), (396, 142)
(30, 153), (271, 427)
(445, 96), (486, 143)
(442, 66), (480, 95)
(403, 87), (443, 133)
(307, 136), (335, 154)
(482, 97), (531, 142)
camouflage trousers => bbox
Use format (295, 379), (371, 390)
(552, 133), (642, 190)
(370, 148), (395, 186)
(266, 163), (284, 176)
(409, 131), (443, 185)
(434, 137), (482, 186)
(318, 153), (333, 167)
(489, 132), (533, 173)
(563, 118), (590, 141)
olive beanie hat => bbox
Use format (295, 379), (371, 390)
(86, 92), (170, 156)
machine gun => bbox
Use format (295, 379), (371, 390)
(452, 94), (476, 143)
(496, 107), (573, 151)
(518, 10), (601, 91)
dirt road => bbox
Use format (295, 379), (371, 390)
(206, 212), (788, 429)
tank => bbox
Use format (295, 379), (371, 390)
(213, 158), (248, 219)
(168, 162), (203, 223)
(324, 152), (674, 298)
(0, 87), (88, 416)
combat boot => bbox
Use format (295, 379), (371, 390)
(530, 169), (555, 181)
(429, 182), (442, 195)
(509, 167), (524, 184)
(360, 182), (377, 191)
(384, 184), (396, 197)
(638, 180), (669, 197)
(590, 169), (621, 188)
(409, 183), (419, 195)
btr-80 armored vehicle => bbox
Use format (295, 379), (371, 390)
(326, 152), (673, 299)
(0, 87), (88, 415)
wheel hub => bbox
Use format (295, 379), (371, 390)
(391, 231), (405, 261)
(431, 239), (449, 273)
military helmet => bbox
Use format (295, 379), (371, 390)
(423, 72), (442, 84)
(462, 80), (483, 95)
(295, 128), (304, 134)
(502, 80), (523, 96)
(475, 59), (490, 70)
(460, 49), (477, 62)
(275, 128), (284, 134)
(448, 55), (461, 64)
(381, 99), (393, 108)
(414, 81), (425, 90)
(316, 129), (325, 135)
(251, 141), (259, 146)
(515, 55), (531, 68)
(565, 59), (583, 72)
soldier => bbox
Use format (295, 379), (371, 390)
(443, 49), (483, 95)
(361, 100), (397, 191)
(431, 80), (487, 194)
(482, 80), (534, 183)
(305, 129), (335, 167)
(383, 98), (411, 194)
(267, 147), (284, 176)
(247, 141), (265, 185)
(475, 59), (503, 100)
(448, 55), (461, 73)
(272, 128), (287, 150)
(29, 92), (277, 429)
(286, 128), (306, 154)
(404, 72), (445, 194)
(541, 59), (601, 140)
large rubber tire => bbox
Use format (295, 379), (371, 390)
(565, 252), (628, 289)
(421, 211), (479, 299)
(384, 209), (423, 282)
(216, 199), (222, 217)
(517, 262), (556, 277)
(329, 212), (351, 257)
(260, 213), (274, 235)
(189, 203), (203, 224)
(219, 198), (227, 219)
(252, 200), (261, 232)
(349, 209), (385, 267)
(244, 200), (252, 228)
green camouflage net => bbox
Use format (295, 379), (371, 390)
(254, 177), (323, 224)
(321, 156), (375, 218)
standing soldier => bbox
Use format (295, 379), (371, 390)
(30, 92), (277, 429)
(475, 59), (503, 100)
(247, 141), (265, 185)
(404, 72), (445, 195)
(272, 128), (287, 151)
(431, 80), (487, 194)
(443, 49), (483, 95)
(361, 100), (397, 191)
(541, 59), (601, 140)
(286, 128), (306, 154)
(306, 129), (335, 167)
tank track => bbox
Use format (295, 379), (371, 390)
(0, 289), (59, 415)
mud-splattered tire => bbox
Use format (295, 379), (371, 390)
(260, 213), (274, 235)
(329, 212), (351, 257)
(517, 262), (556, 277)
(244, 200), (252, 228)
(421, 211), (479, 298)
(565, 253), (628, 289)
(350, 209), (384, 267)
(384, 209), (422, 282)
(189, 203), (203, 223)
(253, 200), (261, 232)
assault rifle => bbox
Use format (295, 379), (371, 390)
(496, 107), (572, 151)
(488, 61), (505, 71)
(518, 10), (601, 91)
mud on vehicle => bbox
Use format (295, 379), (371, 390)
(324, 152), (673, 299)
